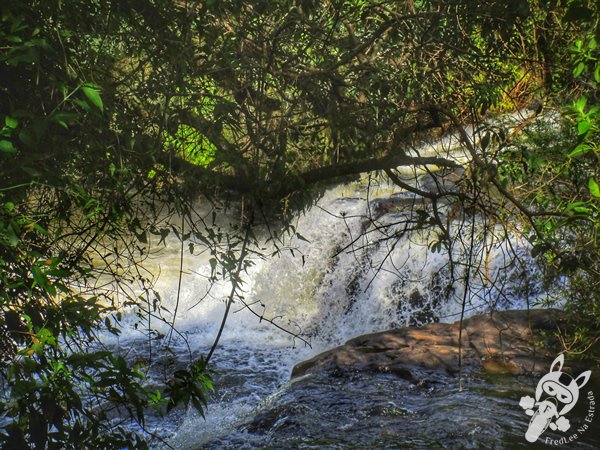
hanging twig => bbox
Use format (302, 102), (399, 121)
(206, 224), (252, 363)
(166, 213), (186, 347)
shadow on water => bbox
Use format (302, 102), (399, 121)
(186, 368), (600, 449)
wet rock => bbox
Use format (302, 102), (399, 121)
(370, 194), (426, 217)
(245, 405), (289, 434)
(391, 272), (454, 327)
(405, 288), (439, 326)
(292, 309), (565, 379)
(361, 195), (424, 230)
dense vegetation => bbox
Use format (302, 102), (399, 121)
(0, 0), (599, 447)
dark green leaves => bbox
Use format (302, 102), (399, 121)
(565, 2), (594, 22)
(1, 115), (19, 153)
(165, 357), (214, 417)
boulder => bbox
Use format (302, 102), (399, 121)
(292, 309), (566, 379)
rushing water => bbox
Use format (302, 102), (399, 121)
(102, 141), (598, 448)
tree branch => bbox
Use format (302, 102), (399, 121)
(173, 151), (459, 197)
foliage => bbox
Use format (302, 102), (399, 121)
(491, 1), (600, 359)
(0, 1), (216, 447)
(164, 124), (216, 167)
(1, 0), (600, 448)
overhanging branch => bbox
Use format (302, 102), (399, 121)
(299, 153), (459, 186)
(173, 151), (459, 197)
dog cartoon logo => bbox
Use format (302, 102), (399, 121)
(519, 354), (591, 443)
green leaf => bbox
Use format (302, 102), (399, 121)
(5, 116), (18, 129)
(81, 85), (104, 112)
(73, 99), (92, 112)
(37, 328), (57, 347)
(568, 143), (590, 157)
(31, 265), (48, 289)
(33, 223), (48, 235)
(573, 62), (585, 77)
(573, 206), (591, 214)
(565, 201), (586, 211)
(52, 111), (78, 129)
(566, 202), (592, 214)
(573, 96), (587, 113)
(18, 130), (35, 148)
(5, 224), (19, 246)
(589, 178), (600, 198)
(578, 120), (591, 135)
(0, 140), (16, 153)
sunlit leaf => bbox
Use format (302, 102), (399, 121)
(589, 178), (600, 198)
(82, 84), (104, 112)
(573, 96), (587, 113)
(578, 120), (591, 135)
(568, 143), (590, 157)
(573, 62), (585, 77)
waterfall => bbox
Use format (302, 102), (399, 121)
(118, 177), (541, 348)
(101, 168), (547, 447)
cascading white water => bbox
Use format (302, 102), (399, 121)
(156, 182), (539, 344)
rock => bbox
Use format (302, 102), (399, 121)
(404, 288), (440, 326)
(291, 309), (566, 379)
(364, 195), (425, 227)
(361, 167), (467, 231)
(418, 167), (466, 195)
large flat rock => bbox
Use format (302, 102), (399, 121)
(292, 309), (565, 380)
